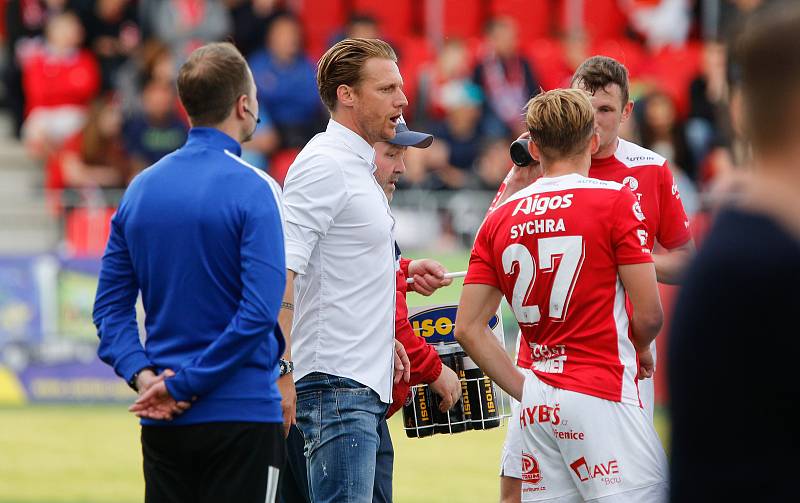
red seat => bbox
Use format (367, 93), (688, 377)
(351, 0), (416, 43)
(589, 38), (646, 78)
(297, 0), (346, 59)
(64, 207), (116, 257)
(525, 38), (571, 91)
(397, 36), (435, 111)
(641, 43), (702, 117)
(558, 0), (629, 43)
(270, 149), (301, 187)
(489, 0), (551, 43)
(428, 0), (485, 40)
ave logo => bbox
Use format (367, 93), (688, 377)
(569, 456), (621, 485)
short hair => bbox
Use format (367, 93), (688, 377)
(177, 42), (251, 126)
(735, 2), (800, 153)
(525, 88), (595, 161)
(571, 56), (630, 106)
(317, 38), (397, 112)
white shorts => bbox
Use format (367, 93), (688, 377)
(500, 374), (526, 479)
(503, 337), (661, 480)
(515, 373), (667, 502)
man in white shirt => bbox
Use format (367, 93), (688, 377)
(276, 38), (448, 503)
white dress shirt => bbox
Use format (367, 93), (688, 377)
(283, 119), (396, 403)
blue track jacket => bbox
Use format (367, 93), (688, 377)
(93, 127), (286, 425)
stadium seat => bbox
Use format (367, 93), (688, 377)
(397, 36), (435, 112)
(489, 0), (551, 43)
(297, 0), (347, 59)
(351, 0), (416, 43)
(428, 0), (485, 40)
(641, 42), (703, 117)
(270, 148), (301, 187)
(559, 0), (629, 43)
(64, 207), (116, 257)
(525, 38), (572, 91)
(589, 38), (646, 78)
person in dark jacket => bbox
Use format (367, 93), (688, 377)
(669, 4), (800, 502)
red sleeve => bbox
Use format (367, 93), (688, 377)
(612, 188), (655, 265)
(22, 50), (100, 112)
(74, 50), (101, 105)
(21, 52), (45, 114)
(399, 257), (412, 289)
(395, 271), (442, 385)
(656, 161), (692, 249)
(464, 218), (501, 287)
(388, 267), (442, 418)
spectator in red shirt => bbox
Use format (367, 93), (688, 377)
(21, 10), (100, 160)
(3, 0), (71, 137)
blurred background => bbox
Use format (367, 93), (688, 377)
(0, 0), (764, 501)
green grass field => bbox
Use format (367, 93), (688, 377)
(0, 250), (669, 502)
(0, 405), (668, 503)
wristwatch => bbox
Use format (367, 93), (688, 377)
(279, 359), (294, 377)
(128, 367), (155, 392)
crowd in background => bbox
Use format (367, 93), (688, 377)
(0, 0), (774, 250)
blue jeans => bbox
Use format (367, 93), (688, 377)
(295, 373), (388, 503)
(279, 422), (393, 503)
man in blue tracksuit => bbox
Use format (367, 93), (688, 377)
(93, 42), (286, 503)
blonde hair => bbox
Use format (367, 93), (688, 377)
(525, 88), (595, 161)
(317, 38), (397, 112)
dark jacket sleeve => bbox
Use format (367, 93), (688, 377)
(93, 204), (152, 385)
(164, 186), (286, 401)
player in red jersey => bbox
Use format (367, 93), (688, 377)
(456, 89), (668, 502)
(494, 57), (693, 502)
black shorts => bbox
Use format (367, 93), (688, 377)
(142, 422), (285, 503)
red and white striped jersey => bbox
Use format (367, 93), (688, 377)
(465, 173), (653, 405)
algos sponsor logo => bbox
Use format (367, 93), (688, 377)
(512, 193), (574, 216)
